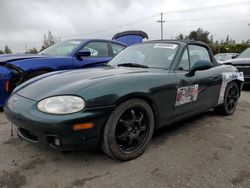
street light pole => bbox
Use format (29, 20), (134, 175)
(157, 13), (166, 40)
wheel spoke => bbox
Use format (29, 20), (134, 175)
(130, 109), (137, 121)
(128, 135), (135, 145)
(230, 102), (234, 110)
(232, 87), (237, 95)
(137, 113), (144, 123)
(229, 87), (233, 95)
(140, 124), (146, 132)
(119, 119), (130, 128)
(117, 131), (129, 140)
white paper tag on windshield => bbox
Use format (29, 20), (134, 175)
(70, 41), (81, 45)
(153, 43), (177, 49)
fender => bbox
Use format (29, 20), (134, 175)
(218, 71), (244, 104)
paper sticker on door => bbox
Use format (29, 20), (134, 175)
(175, 84), (199, 106)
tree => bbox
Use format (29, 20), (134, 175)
(26, 47), (38, 54)
(175, 28), (250, 54)
(225, 35), (230, 44)
(209, 35), (214, 44)
(0, 50), (4, 54)
(187, 28), (211, 44)
(4, 45), (12, 54)
(41, 34), (49, 51)
(176, 33), (185, 40)
(48, 31), (56, 46)
(175, 28), (211, 44)
(40, 30), (60, 51)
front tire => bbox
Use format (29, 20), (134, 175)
(101, 99), (154, 161)
(214, 81), (240, 115)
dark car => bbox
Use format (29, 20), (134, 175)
(4, 40), (244, 161)
(214, 53), (239, 64)
(0, 39), (127, 107)
(224, 47), (250, 84)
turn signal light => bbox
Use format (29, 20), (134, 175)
(5, 80), (9, 93)
(73, 122), (94, 131)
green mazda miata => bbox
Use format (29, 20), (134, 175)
(4, 40), (244, 161)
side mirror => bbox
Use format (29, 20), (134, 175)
(186, 60), (213, 77)
(76, 49), (91, 57)
(232, 54), (238, 59)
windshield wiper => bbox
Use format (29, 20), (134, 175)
(117, 63), (149, 68)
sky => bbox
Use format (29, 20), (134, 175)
(0, 0), (249, 53)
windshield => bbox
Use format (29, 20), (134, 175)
(39, 40), (83, 56)
(108, 42), (179, 69)
(238, 48), (250, 58)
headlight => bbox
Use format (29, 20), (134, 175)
(37, 96), (85, 114)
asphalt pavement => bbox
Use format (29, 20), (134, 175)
(0, 91), (250, 188)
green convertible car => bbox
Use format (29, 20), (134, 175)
(4, 40), (244, 161)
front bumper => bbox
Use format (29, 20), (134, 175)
(235, 66), (250, 84)
(4, 94), (114, 151)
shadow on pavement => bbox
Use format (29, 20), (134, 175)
(153, 110), (218, 139)
(242, 84), (250, 91)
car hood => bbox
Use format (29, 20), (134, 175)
(0, 54), (47, 64)
(226, 58), (250, 65)
(16, 66), (151, 101)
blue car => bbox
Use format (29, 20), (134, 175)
(0, 39), (126, 107)
(0, 30), (148, 107)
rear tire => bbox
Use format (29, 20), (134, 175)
(101, 99), (154, 161)
(214, 81), (239, 115)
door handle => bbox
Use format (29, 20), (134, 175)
(211, 74), (219, 81)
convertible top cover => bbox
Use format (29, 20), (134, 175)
(112, 30), (148, 46)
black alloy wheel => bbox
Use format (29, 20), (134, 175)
(115, 108), (149, 152)
(214, 81), (240, 115)
(101, 99), (154, 161)
(225, 82), (239, 114)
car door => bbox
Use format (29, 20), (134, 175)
(174, 45), (222, 120)
(174, 46), (200, 118)
(75, 41), (112, 67)
(188, 45), (221, 109)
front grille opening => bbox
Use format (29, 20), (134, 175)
(46, 135), (61, 148)
(19, 128), (38, 143)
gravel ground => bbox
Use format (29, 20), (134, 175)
(0, 91), (250, 188)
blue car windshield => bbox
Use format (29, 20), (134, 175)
(238, 48), (250, 58)
(39, 40), (82, 56)
(108, 42), (179, 69)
